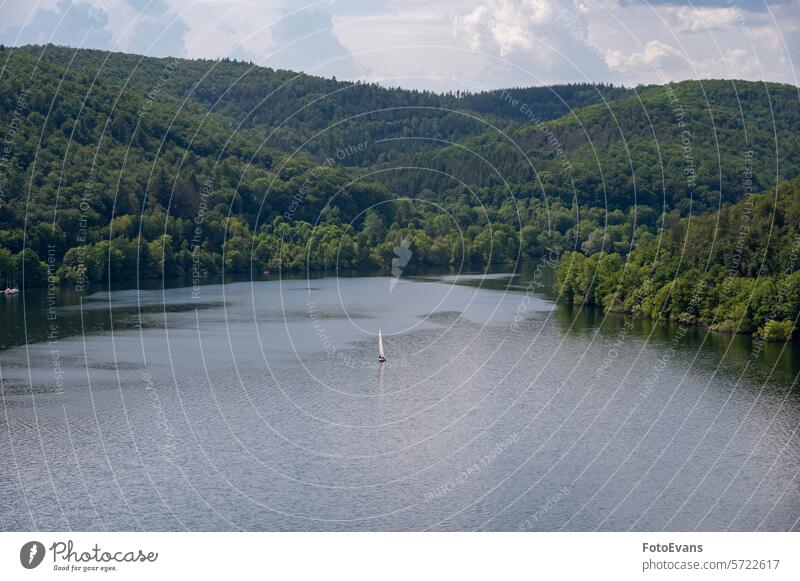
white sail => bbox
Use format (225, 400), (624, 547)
(378, 328), (385, 359)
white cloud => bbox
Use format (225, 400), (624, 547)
(693, 48), (765, 80)
(225, 5), (364, 80)
(0, 0), (59, 34)
(124, 10), (188, 57)
(579, 0), (797, 85)
(0, 0), (114, 49)
(604, 39), (685, 70)
(665, 7), (743, 33)
(0, 0), (797, 89)
(454, 0), (558, 57)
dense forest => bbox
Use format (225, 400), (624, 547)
(0, 44), (798, 300)
(556, 176), (800, 341)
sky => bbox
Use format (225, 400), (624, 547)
(0, 0), (798, 91)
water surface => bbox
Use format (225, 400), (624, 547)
(1, 268), (798, 531)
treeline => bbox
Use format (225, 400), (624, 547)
(7, 212), (525, 288)
(556, 177), (800, 341)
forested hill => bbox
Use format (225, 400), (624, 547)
(0, 44), (798, 288)
(16, 45), (632, 123)
(7, 45), (631, 164)
(395, 80), (800, 212)
(557, 176), (800, 341)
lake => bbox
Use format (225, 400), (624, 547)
(1, 266), (799, 531)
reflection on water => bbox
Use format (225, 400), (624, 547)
(0, 266), (798, 531)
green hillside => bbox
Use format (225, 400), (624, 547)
(391, 79), (800, 212)
(557, 176), (800, 340)
(1, 44), (798, 289)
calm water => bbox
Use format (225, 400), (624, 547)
(1, 267), (799, 531)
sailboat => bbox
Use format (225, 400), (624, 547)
(3, 277), (19, 295)
(378, 328), (386, 363)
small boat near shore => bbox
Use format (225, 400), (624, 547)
(378, 328), (386, 363)
(3, 287), (19, 295)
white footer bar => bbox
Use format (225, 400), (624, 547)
(1, 532), (796, 580)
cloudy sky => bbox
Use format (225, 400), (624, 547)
(1, 0), (798, 90)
